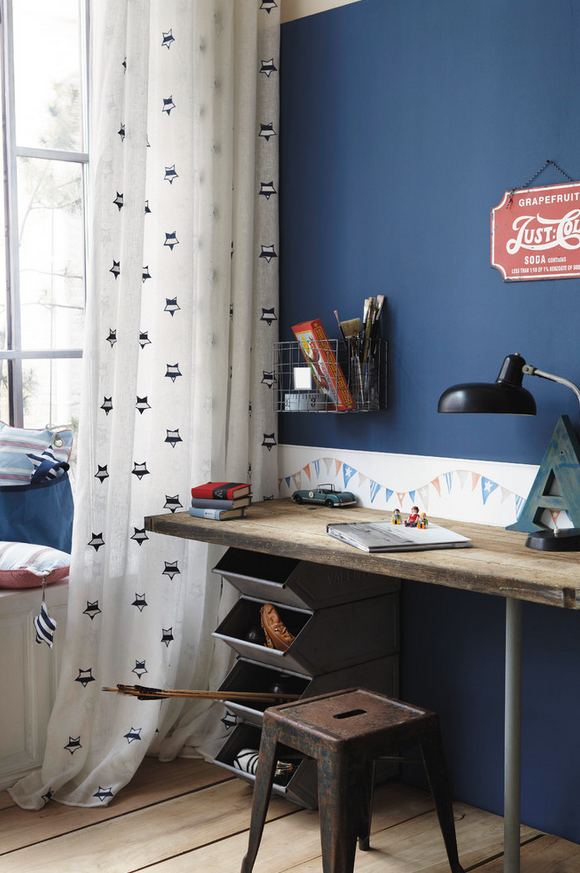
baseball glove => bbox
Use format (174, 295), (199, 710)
(260, 602), (295, 652)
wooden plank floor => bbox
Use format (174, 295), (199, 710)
(1, 757), (579, 872)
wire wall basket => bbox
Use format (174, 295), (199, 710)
(272, 339), (387, 413)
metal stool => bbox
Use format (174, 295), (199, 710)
(240, 687), (464, 873)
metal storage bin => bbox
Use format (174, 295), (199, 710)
(214, 721), (318, 808)
(212, 547), (400, 610)
(212, 592), (399, 676)
(217, 660), (310, 724)
(211, 546), (400, 809)
(218, 654), (399, 726)
(213, 699), (400, 809)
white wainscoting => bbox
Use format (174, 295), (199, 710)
(281, 0), (363, 24)
(0, 580), (68, 790)
(278, 444), (539, 527)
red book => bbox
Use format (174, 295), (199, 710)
(292, 318), (356, 411)
(190, 481), (251, 500)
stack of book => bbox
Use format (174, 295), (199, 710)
(189, 481), (252, 520)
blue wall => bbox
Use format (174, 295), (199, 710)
(401, 583), (580, 842)
(280, 0), (580, 464)
(280, 0), (580, 843)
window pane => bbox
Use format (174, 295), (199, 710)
(0, 130), (5, 352)
(13, 0), (83, 152)
(0, 363), (7, 421)
(17, 156), (85, 350)
(0, 126), (6, 421)
(21, 357), (81, 430)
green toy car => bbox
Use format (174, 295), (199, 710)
(291, 484), (357, 507)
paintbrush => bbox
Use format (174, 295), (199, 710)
(339, 317), (362, 339)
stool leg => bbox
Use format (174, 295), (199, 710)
(419, 730), (465, 873)
(240, 725), (279, 873)
(317, 751), (361, 873)
(357, 760), (375, 851)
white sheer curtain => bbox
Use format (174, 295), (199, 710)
(10, 0), (279, 809)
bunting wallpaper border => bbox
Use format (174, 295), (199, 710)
(277, 444), (541, 527)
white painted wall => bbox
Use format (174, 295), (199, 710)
(281, 0), (363, 24)
(279, 444), (539, 527)
(0, 581), (68, 790)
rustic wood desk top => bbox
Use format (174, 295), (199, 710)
(145, 498), (580, 610)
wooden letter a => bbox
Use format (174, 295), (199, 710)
(507, 415), (580, 532)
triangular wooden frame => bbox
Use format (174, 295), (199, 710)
(507, 415), (580, 532)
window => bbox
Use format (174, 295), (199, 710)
(0, 0), (88, 435)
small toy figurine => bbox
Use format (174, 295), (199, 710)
(418, 513), (429, 529)
(391, 508), (402, 524)
(405, 506), (420, 527)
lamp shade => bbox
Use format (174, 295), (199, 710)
(437, 353), (537, 415)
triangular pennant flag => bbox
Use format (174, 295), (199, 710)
(444, 472), (453, 493)
(550, 509), (561, 526)
(358, 473), (367, 486)
(303, 464), (311, 481)
(397, 492), (406, 507)
(507, 416), (580, 532)
(343, 464), (356, 488)
(285, 476), (291, 489)
(418, 485), (430, 510)
(34, 600), (57, 649)
(481, 477), (499, 504)
(457, 470), (469, 488)
(431, 478), (441, 497)
(471, 472), (481, 491)
(384, 488), (394, 504)
(313, 460), (320, 478)
(514, 494), (525, 517)
(334, 459), (342, 476)
(408, 490), (416, 504)
(500, 486), (511, 504)
(323, 458), (332, 474)
(292, 473), (301, 490)
(369, 480), (381, 502)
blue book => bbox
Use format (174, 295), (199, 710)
(188, 505), (246, 521)
(191, 495), (251, 510)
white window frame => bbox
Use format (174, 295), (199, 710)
(0, 0), (88, 427)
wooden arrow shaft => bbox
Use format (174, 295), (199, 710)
(103, 684), (300, 702)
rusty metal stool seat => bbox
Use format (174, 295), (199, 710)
(240, 687), (464, 873)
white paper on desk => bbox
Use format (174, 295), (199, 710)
(326, 521), (472, 552)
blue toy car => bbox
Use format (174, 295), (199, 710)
(291, 484), (357, 507)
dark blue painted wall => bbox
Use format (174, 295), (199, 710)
(280, 0), (580, 464)
(280, 0), (580, 843)
(400, 582), (580, 842)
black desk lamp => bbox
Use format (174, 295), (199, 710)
(438, 352), (580, 550)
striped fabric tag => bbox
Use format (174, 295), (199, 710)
(34, 601), (58, 648)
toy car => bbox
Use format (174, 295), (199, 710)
(291, 485), (357, 507)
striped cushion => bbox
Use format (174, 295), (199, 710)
(0, 422), (73, 487)
(0, 541), (70, 588)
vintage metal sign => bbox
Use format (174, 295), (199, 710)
(491, 181), (580, 281)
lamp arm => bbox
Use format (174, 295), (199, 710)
(522, 364), (580, 414)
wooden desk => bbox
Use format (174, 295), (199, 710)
(145, 498), (580, 873)
(146, 498), (580, 609)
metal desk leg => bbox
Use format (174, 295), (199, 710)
(504, 597), (522, 873)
